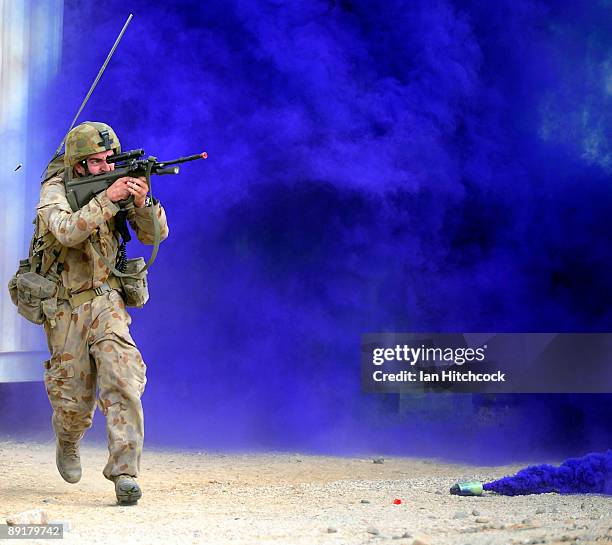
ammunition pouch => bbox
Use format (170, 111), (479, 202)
(119, 257), (149, 308)
(8, 259), (29, 306)
(8, 215), (67, 328)
(8, 264), (60, 327)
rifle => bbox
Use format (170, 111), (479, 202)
(61, 148), (207, 278)
(64, 148), (207, 211)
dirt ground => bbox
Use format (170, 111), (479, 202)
(0, 439), (610, 545)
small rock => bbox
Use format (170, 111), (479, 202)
(535, 508), (545, 515)
(434, 490), (443, 495)
(475, 517), (490, 523)
(7, 509), (49, 525)
(522, 519), (533, 525)
(367, 526), (380, 535)
(360, 499), (371, 504)
(373, 457), (385, 464)
(402, 532), (412, 538)
(327, 527), (337, 533)
(41, 497), (55, 504)
(412, 538), (431, 545)
(472, 509), (480, 516)
(453, 511), (468, 519)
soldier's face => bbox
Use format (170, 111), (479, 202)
(75, 150), (116, 176)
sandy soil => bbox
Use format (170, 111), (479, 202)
(0, 439), (610, 545)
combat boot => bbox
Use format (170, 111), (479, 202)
(113, 474), (142, 505)
(55, 438), (82, 483)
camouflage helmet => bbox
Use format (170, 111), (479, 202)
(64, 121), (121, 167)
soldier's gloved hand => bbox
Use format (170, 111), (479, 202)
(106, 178), (131, 202)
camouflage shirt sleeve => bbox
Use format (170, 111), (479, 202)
(37, 177), (120, 247)
(127, 201), (170, 245)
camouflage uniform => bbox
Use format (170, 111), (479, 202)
(38, 123), (169, 482)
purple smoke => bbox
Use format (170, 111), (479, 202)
(1, 0), (611, 463)
(484, 450), (612, 496)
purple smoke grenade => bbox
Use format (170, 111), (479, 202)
(482, 450), (612, 496)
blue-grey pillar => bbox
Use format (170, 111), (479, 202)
(0, 0), (63, 382)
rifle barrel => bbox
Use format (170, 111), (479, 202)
(157, 152), (207, 167)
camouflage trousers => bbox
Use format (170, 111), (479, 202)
(43, 289), (147, 481)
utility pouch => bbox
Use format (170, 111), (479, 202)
(8, 214), (66, 328)
(14, 271), (59, 326)
(119, 257), (149, 308)
(8, 259), (30, 306)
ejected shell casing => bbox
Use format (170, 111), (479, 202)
(449, 480), (483, 496)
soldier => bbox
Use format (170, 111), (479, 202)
(37, 121), (169, 504)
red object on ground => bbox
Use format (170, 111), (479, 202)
(393, 499), (402, 505)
